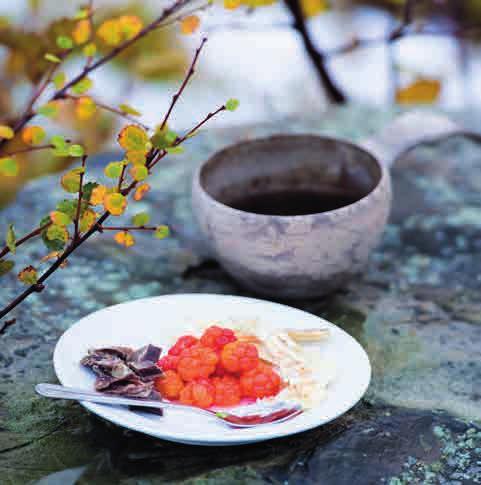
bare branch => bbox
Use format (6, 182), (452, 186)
(159, 37), (208, 131)
(283, 0), (346, 104)
(0, 318), (16, 336)
(73, 155), (87, 241)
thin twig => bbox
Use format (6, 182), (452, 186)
(0, 221), (52, 259)
(0, 318), (16, 336)
(178, 105), (226, 142)
(99, 226), (159, 231)
(117, 164), (126, 192)
(154, 1), (211, 31)
(2, 144), (55, 157)
(65, 94), (151, 130)
(73, 155), (87, 241)
(85, 0), (95, 69)
(159, 37), (207, 131)
(283, 0), (346, 104)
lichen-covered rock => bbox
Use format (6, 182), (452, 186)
(1, 107), (480, 483)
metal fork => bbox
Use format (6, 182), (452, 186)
(35, 383), (303, 428)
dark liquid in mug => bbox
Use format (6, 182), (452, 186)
(227, 189), (362, 216)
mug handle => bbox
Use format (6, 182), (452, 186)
(361, 111), (481, 168)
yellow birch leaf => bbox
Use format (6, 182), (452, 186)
(79, 209), (98, 232)
(300, 0), (328, 18)
(114, 231), (135, 247)
(224, 0), (242, 9)
(395, 78), (441, 105)
(61, 167), (84, 193)
(129, 164), (148, 182)
(83, 42), (97, 57)
(118, 15), (143, 40)
(97, 18), (122, 46)
(118, 124), (149, 152)
(49, 210), (71, 226)
(75, 96), (97, 120)
(72, 19), (91, 45)
(18, 265), (38, 285)
(241, 0), (277, 6)
(126, 150), (146, 165)
(46, 224), (69, 244)
(0, 158), (19, 176)
(104, 192), (127, 216)
(0, 125), (14, 139)
(119, 103), (141, 117)
(40, 251), (61, 263)
(90, 184), (108, 205)
(133, 182), (150, 201)
(180, 15), (200, 35)
(22, 126), (46, 145)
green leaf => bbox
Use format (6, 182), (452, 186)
(56, 198), (87, 218)
(6, 224), (16, 254)
(69, 144), (84, 157)
(0, 125), (14, 139)
(39, 215), (63, 251)
(104, 161), (124, 178)
(118, 125), (149, 152)
(46, 224), (69, 243)
(0, 158), (19, 176)
(56, 200), (78, 219)
(61, 167), (84, 193)
(82, 182), (98, 201)
(225, 98), (239, 111)
(165, 146), (184, 154)
(53, 72), (66, 89)
(0, 259), (14, 276)
(83, 43), (97, 57)
(56, 35), (73, 49)
(119, 103), (141, 116)
(132, 212), (150, 227)
(44, 53), (61, 63)
(74, 8), (89, 19)
(151, 128), (177, 150)
(71, 77), (93, 95)
(129, 164), (148, 182)
(50, 135), (67, 149)
(51, 135), (70, 157)
(38, 102), (58, 118)
(50, 211), (72, 226)
(154, 225), (170, 239)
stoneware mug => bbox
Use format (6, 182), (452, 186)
(192, 112), (479, 299)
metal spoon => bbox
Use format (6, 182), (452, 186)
(35, 383), (303, 428)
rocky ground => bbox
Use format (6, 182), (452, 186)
(1, 107), (480, 484)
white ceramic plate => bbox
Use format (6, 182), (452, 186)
(53, 294), (370, 446)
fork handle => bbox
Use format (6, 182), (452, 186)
(36, 383), (166, 408)
(35, 383), (216, 419)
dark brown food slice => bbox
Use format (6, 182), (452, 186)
(127, 344), (162, 381)
(81, 344), (162, 398)
(101, 378), (154, 397)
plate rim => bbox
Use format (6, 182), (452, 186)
(53, 293), (371, 445)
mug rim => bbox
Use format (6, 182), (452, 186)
(193, 133), (389, 220)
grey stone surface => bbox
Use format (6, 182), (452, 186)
(0, 106), (480, 484)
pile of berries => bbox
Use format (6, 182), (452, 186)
(155, 325), (281, 408)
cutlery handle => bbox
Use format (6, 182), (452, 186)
(35, 383), (164, 409)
